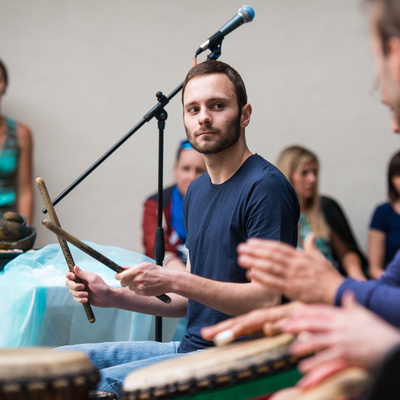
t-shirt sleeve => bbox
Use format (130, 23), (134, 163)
(370, 204), (388, 232)
(245, 175), (299, 246)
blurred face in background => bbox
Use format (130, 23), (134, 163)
(291, 161), (318, 203)
(370, 1), (400, 127)
(174, 148), (206, 197)
(0, 66), (6, 101)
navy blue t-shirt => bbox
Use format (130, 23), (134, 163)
(370, 202), (400, 267)
(179, 154), (299, 353)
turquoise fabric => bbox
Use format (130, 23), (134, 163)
(298, 213), (334, 262)
(0, 242), (155, 347)
(0, 116), (19, 208)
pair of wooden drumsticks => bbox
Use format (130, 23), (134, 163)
(36, 177), (171, 324)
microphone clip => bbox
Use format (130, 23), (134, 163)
(195, 32), (224, 61)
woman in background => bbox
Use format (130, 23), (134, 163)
(0, 59), (33, 224)
(369, 150), (400, 279)
(276, 145), (367, 280)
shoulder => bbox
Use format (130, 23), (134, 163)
(373, 202), (392, 216)
(146, 185), (174, 205)
(15, 121), (33, 147)
(245, 154), (296, 195)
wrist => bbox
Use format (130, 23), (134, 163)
(324, 275), (345, 305)
(105, 286), (124, 308)
(168, 269), (187, 295)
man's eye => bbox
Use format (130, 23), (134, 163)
(214, 103), (224, 110)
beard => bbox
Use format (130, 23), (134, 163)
(185, 112), (242, 155)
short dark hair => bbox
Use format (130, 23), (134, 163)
(182, 60), (248, 112)
(366, 0), (400, 55)
(0, 59), (8, 89)
(388, 150), (400, 201)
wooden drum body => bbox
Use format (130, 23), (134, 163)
(121, 334), (302, 400)
(0, 348), (100, 399)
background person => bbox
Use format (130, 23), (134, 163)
(276, 145), (366, 280)
(368, 149), (400, 279)
(142, 139), (206, 271)
(0, 59), (33, 224)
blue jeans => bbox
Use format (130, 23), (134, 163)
(57, 341), (182, 397)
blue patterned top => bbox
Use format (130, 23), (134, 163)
(298, 213), (334, 262)
(0, 117), (19, 210)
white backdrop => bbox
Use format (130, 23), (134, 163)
(1, 0), (398, 255)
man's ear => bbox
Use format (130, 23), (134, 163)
(387, 37), (400, 83)
(240, 103), (252, 128)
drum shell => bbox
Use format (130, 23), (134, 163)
(0, 348), (100, 400)
(121, 334), (302, 400)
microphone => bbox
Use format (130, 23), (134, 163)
(195, 5), (255, 56)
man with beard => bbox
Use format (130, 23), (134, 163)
(63, 60), (299, 397)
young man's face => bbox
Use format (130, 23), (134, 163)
(182, 73), (243, 155)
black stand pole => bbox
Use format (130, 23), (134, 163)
(152, 92), (168, 342)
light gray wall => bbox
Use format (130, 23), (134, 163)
(1, 0), (398, 254)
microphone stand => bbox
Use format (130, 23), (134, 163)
(41, 43), (223, 343)
(153, 92), (168, 343)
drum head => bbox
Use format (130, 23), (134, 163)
(0, 348), (99, 399)
(122, 334), (299, 399)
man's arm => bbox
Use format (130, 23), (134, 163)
(117, 257), (281, 317)
(66, 266), (187, 318)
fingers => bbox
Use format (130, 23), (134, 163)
(202, 308), (269, 342)
(263, 302), (304, 336)
(65, 265), (89, 303)
(247, 269), (287, 292)
(296, 359), (351, 390)
(237, 239), (294, 273)
(297, 347), (346, 375)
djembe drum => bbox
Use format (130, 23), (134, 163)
(271, 367), (370, 400)
(0, 348), (99, 399)
(121, 334), (302, 400)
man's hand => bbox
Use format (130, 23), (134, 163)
(65, 266), (113, 307)
(282, 292), (400, 389)
(237, 234), (344, 304)
(201, 301), (305, 343)
(115, 262), (172, 297)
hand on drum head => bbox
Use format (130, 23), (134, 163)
(201, 301), (305, 345)
(66, 266), (113, 308)
(281, 292), (400, 389)
(237, 234), (344, 305)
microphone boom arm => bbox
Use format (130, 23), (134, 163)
(42, 82), (183, 214)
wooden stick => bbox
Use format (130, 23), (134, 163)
(36, 177), (96, 323)
(42, 219), (172, 304)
